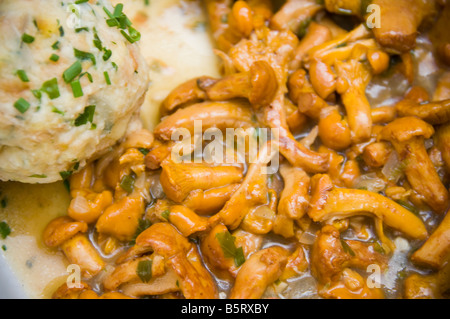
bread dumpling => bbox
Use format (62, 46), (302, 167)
(0, 0), (149, 183)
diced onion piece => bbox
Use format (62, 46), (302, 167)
(352, 173), (387, 193)
(381, 151), (405, 183)
(70, 195), (90, 214)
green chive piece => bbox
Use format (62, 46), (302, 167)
(16, 70), (29, 82)
(136, 260), (152, 283)
(14, 98), (30, 114)
(104, 71), (111, 85)
(75, 27), (89, 33)
(144, 0), (150, 5)
(74, 48), (96, 65)
(59, 25), (64, 37)
(138, 148), (149, 155)
(102, 48), (112, 61)
(106, 18), (119, 27)
(63, 61), (82, 83)
(0, 221), (11, 239)
(41, 78), (60, 99)
(215, 231), (246, 267)
(21, 33), (35, 43)
(113, 3), (124, 17)
(59, 171), (72, 180)
(1, 198), (7, 209)
(75, 0), (89, 3)
(52, 106), (64, 115)
(31, 89), (42, 99)
(119, 174), (135, 193)
(121, 26), (141, 43)
(93, 30), (102, 50)
(49, 54), (60, 62)
(70, 80), (83, 98)
(161, 210), (170, 220)
(340, 239), (356, 256)
(29, 174), (47, 178)
(74, 105), (95, 126)
(51, 41), (60, 50)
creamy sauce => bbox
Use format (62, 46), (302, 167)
(0, 0), (220, 299)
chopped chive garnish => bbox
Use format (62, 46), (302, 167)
(74, 105), (95, 126)
(74, 48), (96, 65)
(21, 33), (35, 43)
(136, 260), (152, 283)
(70, 80), (83, 98)
(215, 231), (246, 267)
(59, 25), (64, 37)
(161, 210), (170, 220)
(106, 18), (119, 27)
(103, 7), (115, 18)
(0, 222), (11, 239)
(104, 71), (111, 85)
(113, 3), (124, 17)
(138, 148), (149, 155)
(16, 70), (29, 82)
(75, 0), (89, 3)
(29, 174), (47, 178)
(52, 106), (64, 115)
(1, 198), (7, 209)
(75, 27), (89, 33)
(121, 26), (140, 43)
(340, 239), (356, 256)
(49, 54), (60, 62)
(93, 30), (102, 50)
(51, 41), (60, 50)
(144, 0), (150, 5)
(41, 78), (60, 99)
(119, 174), (135, 193)
(59, 171), (72, 180)
(111, 62), (118, 71)
(14, 98), (30, 114)
(31, 89), (42, 99)
(63, 61), (82, 83)
(102, 48), (112, 61)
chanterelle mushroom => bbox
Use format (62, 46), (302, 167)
(199, 60), (279, 109)
(117, 222), (218, 299)
(308, 174), (428, 242)
(379, 117), (449, 213)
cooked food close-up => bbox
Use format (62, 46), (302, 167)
(1, 0), (450, 299)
